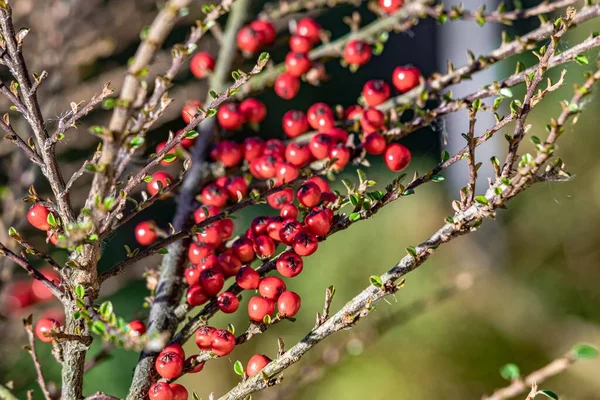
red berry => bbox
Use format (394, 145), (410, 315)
(344, 105), (363, 119)
(360, 108), (386, 132)
(363, 132), (387, 155)
(155, 351), (184, 379)
(305, 208), (332, 236)
(187, 284), (209, 306)
(217, 291), (240, 313)
(253, 235), (276, 258)
(265, 217), (284, 242)
(35, 318), (59, 343)
(277, 291), (302, 317)
(297, 182), (322, 208)
(264, 139), (286, 156)
(149, 382), (173, 400)
(198, 255), (220, 272)
(392, 66), (421, 93)
(201, 183), (229, 207)
(282, 110), (309, 138)
(218, 140), (243, 167)
(247, 354), (271, 377)
(199, 268), (225, 297)
(240, 98), (267, 124)
(147, 172), (173, 197)
(289, 35), (313, 53)
(163, 344), (186, 359)
(128, 320), (146, 336)
(258, 276), (286, 301)
(190, 52), (215, 79)
(325, 127), (349, 144)
(236, 267), (261, 290)
(266, 188), (294, 210)
(309, 133), (334, 160)
(194, 205), (220, 224)
(384, 143), (412, 171)
(274, 72), (301, 100)
(156, 141), (178, 166)
(251, 20), (276, 45)
(276, 251), (304, 278)
(379, 0), (404, 13)
(237, 26), (263, 53)
(250, 216), (271, 236)
(169, 384), (188, 400)
(189, 242), (215, 264)
(31, 268), (60, 302)
(218, 251), (242, 277)
(320, 191), (337, 205)
(285, 142), (312, 167)
(186, 355), (205, 373)
(306, 176), (331, 193)
(27, 204), (51, 230)
(292, 231), (319, 256)
(254, 155), (281, 179)
(182, 100), (202, 124)
(232, 237), (255, 262)
(276, 163), (299, 185)
(307, 102), (335, 132)
(296, 17), (321, 43)
(217, 103), (245, 130)
(185, 266), (201, 286)
(279, 220), (303, 245)
(343, 40), (372, 67)
(329, 144), (351, 171)
(248, 296), (275, 322)
(362, 80), (391, 107)
(195, 326), (217, 350)
(243, 137), (265, 161)
(285, 52), (312, 77)
(47, 231), (59, 246)
(280, 204), (299, 220)
(135, 221), (157, 246)
(211, 329), (236, 356)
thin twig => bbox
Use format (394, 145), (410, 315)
(23, 315), (52, 400)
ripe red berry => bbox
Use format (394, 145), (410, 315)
(345, 104), (363, 119)
(289, 35), (313, 53)
(266, 188), (294, 210)
(187, 284), (209, 306)
(320, 191), (337, 205)
(343, 39), (372, 67)
(392, 66), (421, 93)
(240, 98), (267, 124)
(363, 132), (387, 155)
(285, 142), (312, 167)
(309, 133), (334, 160)
(156, 141), (178, 166)
(248, 296), (275, 322)
(147, 171), (173, 196)
(217, 292), (240, 313)
(379, 0), (404, 13)
(155, 351), (184, 379)
(182, 100), (202, 124)
(292, 231), (319, 256)
(128, 320), (147, 336)
(325, 127), (349, 144)
(276, 251), (304, 278)
(185, 266), (201, 286)
(217, 103), (245, 130)
(196, 224), (222, 247)
(384, 143), (412, 172)
(307, 102), (334, 132)
(247, 354), (272, 377)
(148, 382), (174, 400)
(189, 242), (215, 264)
(199, 268), (225, 297)
(186, 356), (205, 373)
(277, 291), (302, 317)
(306, 176), (331, 193)
(194, 205), (220, 224)
(285, 52), (312, 77)
(305, 208), (332, 236)
(135, 221), (157, 246)
(250, 216), (271, 236)
(218, 251), (242, 277)
(279, 220), (303, 245)
(282, 110), (309, 138)
(296, 17), (321, 43)
(236, 266), (261, 290)
(329, 144), (351, 171)
(27, 204), (52, 231)
(360, 108), (386, 132)
(362, 80), (391, 107)
(274, 72), (300, 100)
(169, 384), (188, 400)
(258, 276), (286, 301)
(237, 26), (263, 53)
(35, 318), (59, 343)
(217, 140), (243, 168)
(253, 235), (276, 258)
(47, 231), (59, 246)
(231, 237), (254, 263)
(297, 182), (322, 208)
(280, 204), (299, 220)
(31, 268), (60, 302)
(264, 139), (285, 156)
(195, 326), (217, 350)
(198, 254), (220, 272)
(243, 137), (265, 161)
(201, 183), (229, 207)
(251, 20), (276, 45)
(211, 329), (236, 356)
(190, 52), (215, 79)
(163, 344), (185, 359)
(276, 163), (299, 186)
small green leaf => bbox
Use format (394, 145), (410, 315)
(8, 226), (17, 237)
(185, 130), (199, 139)
(474, 195), (488, 205)
(75, 285), (85, 298)
(88, 234), (99, 241)
(406, 246), (417, 257)
(539, 390), (559, 400)
(499, 363), (520, 380)
(158, 248), (169, 255)
(99, 301), (114, 318)
(369, 275), (383, 288)
(431, 175), (445, 182)
(263, 314), (271, 324)
(233, 360), (244, 376)
(349, 212), (361, 222)
(349, 194), (360, 206)
(259, 52), (270, 63)
(499, 88), (513, 98)
(209, 90), (217, 99)
(207, 108), (217, 117)
(227, 323), (235, 335)
(163, 153), (177, 163)
(441, 150), (450, 162)
(129, 136), (145, 148)
(571, 344), (598, 359)
(574, 55), (589, 65)
(91, 320), (106, 335)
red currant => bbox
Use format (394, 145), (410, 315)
(195, 326), (216, 350)
(187, 284), (209, 306)
(190, 52), (215, 79)
(277, 291), (302, 317)
(148, 382), (173, 400)
(362, 80), (391, 107)
(276, 251), (304, 278)
(247, 354), (271, 377)
(217, 291), (240, 313)
(217, 103), (245, 130)
(292, 231), (319, 256)
(258, 276), (286, 301)
(199, 268), (225, 297)
(285, 52), (312, 77)
(147, 172), (173, 196)
(240, 98), (267, 124)
(27, 204), (51, 231)
(282, 110), (309, 138)
(236, 267), (261, 290)
(211, 329), (236, 356)
(248, 296), (275, 322)
(384, 143), (411, 171)
(343, 40), (372, 67)
(155, 351), (184, 379)
(274, 72), (300, 100)
(392, 66), (421, 93)
(135, 221), (157, 246)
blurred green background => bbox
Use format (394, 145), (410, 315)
(1, 0), (600, 399)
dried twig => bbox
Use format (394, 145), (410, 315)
(23, 315), (52, 400)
